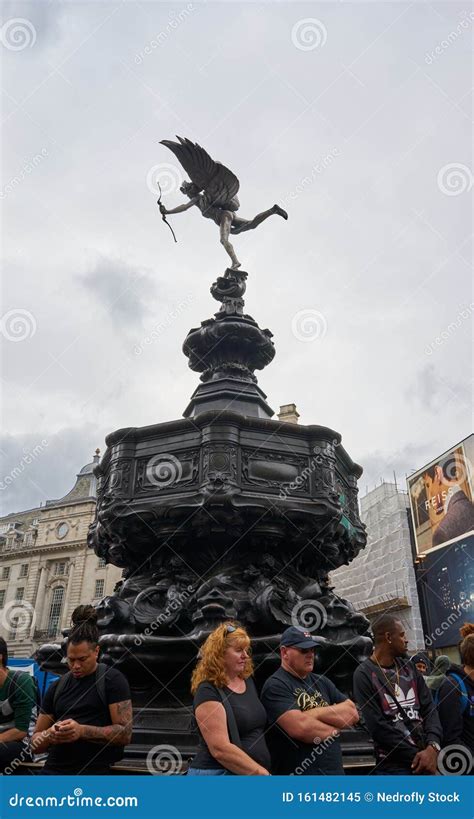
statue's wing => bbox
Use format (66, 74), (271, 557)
(160, 136), (239, 205)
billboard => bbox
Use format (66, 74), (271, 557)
(421, 533), (474, 649)
(407, 435), (474, 554)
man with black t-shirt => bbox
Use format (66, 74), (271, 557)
(261, 627), (359, 775)
(353, 614), (442, 775)
(32, 606), (132, 775)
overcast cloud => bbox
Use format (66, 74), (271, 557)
(0, 0), (472, 514)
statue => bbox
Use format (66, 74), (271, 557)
(158, 136), (288, 269)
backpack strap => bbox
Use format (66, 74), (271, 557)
(447, 672), (469, 714)
(95, 663), (109, 711)
(213, 684), (242, 749)
(51, 672), (73, 717)
(6, 670), (22, 700)
(51, 664), (110, 718)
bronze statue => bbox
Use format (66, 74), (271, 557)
(158, 136), (288, 269)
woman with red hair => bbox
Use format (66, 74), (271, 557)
(188, 622), (271, 775)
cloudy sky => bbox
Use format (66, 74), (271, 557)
(1, 0), (472, 515)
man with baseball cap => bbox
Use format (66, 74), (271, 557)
(261, 627), (359, 775)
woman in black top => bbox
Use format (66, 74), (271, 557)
(188, 622), (270, 775)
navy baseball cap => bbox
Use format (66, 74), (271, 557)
(280, 626), (318, 649)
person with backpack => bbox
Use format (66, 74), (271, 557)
(425, 655), (451, 693)
(0, 637), (37, 773)
(353, 614), (442, 775)
(435, 634), (474, 761)
(188, 622), (271, 775)
(32, 605), (132, 775)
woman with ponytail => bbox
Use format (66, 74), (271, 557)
(32, 605), (132, 774)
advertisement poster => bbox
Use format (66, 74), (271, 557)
(407, 436), (474, 555)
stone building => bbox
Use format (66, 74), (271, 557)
(331, 481), (425, 652)
(0, 452), (122, 658)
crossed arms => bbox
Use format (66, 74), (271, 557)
(277, 700), (359, 743)
(31, 700), (133, 754)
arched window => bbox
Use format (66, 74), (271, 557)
(47, 586), (65, 637)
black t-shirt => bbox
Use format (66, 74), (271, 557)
(261, 667), (346, 775)
(191, 679), (271, 771)
(41, 666), (131, 773)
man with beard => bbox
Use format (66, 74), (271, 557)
(353, 614), (442, 775)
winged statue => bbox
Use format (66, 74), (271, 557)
(158, 136), (288, 269)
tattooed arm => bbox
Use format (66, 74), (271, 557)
(53, 700), (133, 746)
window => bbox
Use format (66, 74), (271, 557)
(2, 567), (10, 580)
(98, 557), (106, 568)
(47, 587), (64, 636)
(15, 588), (24, 601)
(54, 562), (66, 576)
(0, 591), (5, 608)
(9, 617), (18, 640)
(19, 564), (28, 578)
(23, 531), (36, 547)
(32, 518), (39, 526)
(94, 579), (105, 598)
(0, 524), (9, 534)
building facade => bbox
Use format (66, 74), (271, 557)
(331, 481), (425, 652)
(0, 452), (122, 658)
